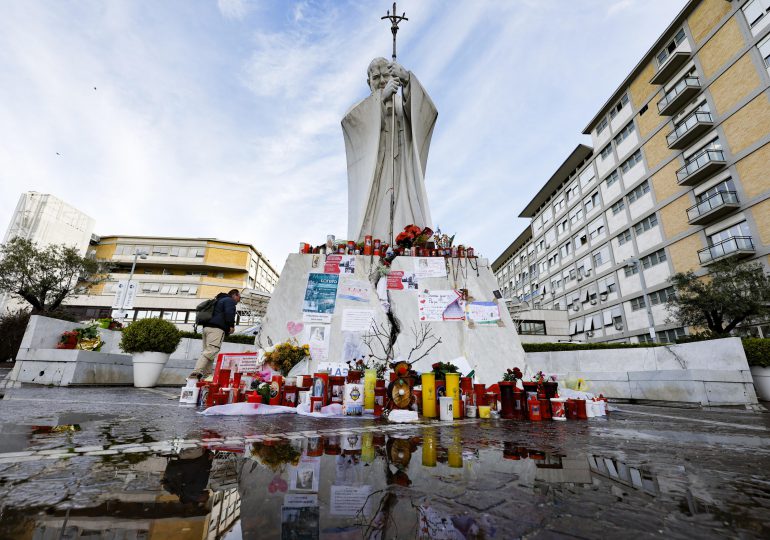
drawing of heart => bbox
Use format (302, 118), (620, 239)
(286, 321), (304, 336)
(420, 299), (426, 303)
(420, 316), (426, 320)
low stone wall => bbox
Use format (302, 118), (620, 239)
(526, 338), (758, 406)
(10, 315), (256, 386)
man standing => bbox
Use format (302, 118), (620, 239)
(190, 288), (241, 379)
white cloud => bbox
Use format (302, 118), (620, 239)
(218, 0), (251, 20)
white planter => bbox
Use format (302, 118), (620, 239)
(750, 366), (770, 401)
(132, 352), (170, 388)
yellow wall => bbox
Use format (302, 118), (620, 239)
(205, 246), (249, 267)
(669, 233), (704, 273)
(698, 17), (744, 79)
(660, 195), (693, 238)
(149, 517), (207, 540)
(722, 94), (770, 155)
(687, 0), (732, 45)
(94, 243), (116, 259)
(649, 158), (683, 201)
(752, 198), (770, 245)
(630, 61), (657, 110)
(637, 103), (663, 137)
(736, 142), (770, 199)
(709, 53), (761, 115)
(643, 128), (675, 170)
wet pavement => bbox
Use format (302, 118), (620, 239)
(0, 384), (768, 539)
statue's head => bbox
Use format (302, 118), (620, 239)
(367, 57), (391, 93)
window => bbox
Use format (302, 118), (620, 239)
(659, 327), (686, 343)
(573, 231), (588, 249)
(634, 214), (659, 235)
(596, 117), (608, 135)
(518, 320), (546, 335)
(558, 219), (569, 234)
(639, 104), (648, 115)
(637, 333), (654, 344)
(565, 182), (579, 201)
(584, 191), (600, 212)
(605, 169), (620, 188)
(697, 179), (736, 203)
(609, 93), (630, 120)
(708, 221), (751, 245)
(560, 241), (572, 257)
(614, 121), (636, 145)
(640, 248), (667, 269)
(630, 296), (646, 311)
(624, 263), (640, 277)
(759, 34), (770, 69)
(593, 251), (605, 266)
(194, 248), (206, 257)
(600, 144), (613, 160)
(627, 180), (650, 203)
(611, 199), (625, 215)
(589, 225), (605, 240)
(617, 229), (632, 245)
(187, 271), (208, 276)
(621, 150), (643, 174)
(649, 286), (676, 306)
(554, 197), (566, 213)
(656, 28), (686, 67)
(744, 0), (770, 29)
(580, 166), (596, 188)
(569, 206), (584, 225)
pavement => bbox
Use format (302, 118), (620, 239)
(0, 379), (768, 539)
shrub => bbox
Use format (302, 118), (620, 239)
(120, 318), (182, 354)
(0, 309), (31, 362)
(742, 338), (770, 368)
(179, 331), (255, 345)
(522, 342), (662, 353)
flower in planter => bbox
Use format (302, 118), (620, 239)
(502, 367), (523, 382)
(263, 339), (309, 375)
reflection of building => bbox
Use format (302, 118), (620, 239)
(66, 235), (279, 331)
(494, 0), (770, 343)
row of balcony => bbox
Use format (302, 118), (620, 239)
(698, 236), (755, 265)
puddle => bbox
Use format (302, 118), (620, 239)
(0, 426), (767, 538)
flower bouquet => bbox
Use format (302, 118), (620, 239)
(264, 339), (309, 375)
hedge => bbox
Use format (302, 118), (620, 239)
(522, 342), (662, 353)
(741, 338), (770, 368)
(180, 331), (256, 345)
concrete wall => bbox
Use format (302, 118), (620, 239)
(527, 337), (758, 406)
(10, 315), (256, 386)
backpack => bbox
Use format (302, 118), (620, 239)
(195, 297), (219, 327)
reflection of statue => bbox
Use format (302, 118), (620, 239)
(343, 58), (437, 242)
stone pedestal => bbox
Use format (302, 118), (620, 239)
(257, 254), (527, 384)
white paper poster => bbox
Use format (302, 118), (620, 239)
(468, 301), (501, 325)
(341, 309), (376, 332)
(304, 324), (330, 363)
(330, 485), (373, 517)
(418, 290), (465, 321)
(414, 257), (447, 278)
(303, 312), (332, 324)
(317, 361), (348, 377)
(291, 456), (321, 492)
(338, 278), (370, 302)
(387, 270), (418, 290)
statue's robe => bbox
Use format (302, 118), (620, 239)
(342, 74), (438, 243)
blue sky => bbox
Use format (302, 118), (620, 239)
(0, 0), (687, 271)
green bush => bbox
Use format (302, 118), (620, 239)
(120, 318), (182, 354)
(522, 342), (662, 353)
(179, 331), (255, 345)
(0, 309), (31, 362)
(742, 338), (770, 368)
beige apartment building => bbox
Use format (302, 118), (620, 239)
(494, 0), (770, 343)
(67, 235), (280, 331)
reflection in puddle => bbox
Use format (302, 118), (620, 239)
(0, 428), (766, 538)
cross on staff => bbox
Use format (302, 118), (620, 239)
(381, 2), (408, 246)
(381, 2), (408, 61)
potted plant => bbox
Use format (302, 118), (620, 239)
(499, 367), (523, 419)
(57, 330), (79, 350)
(120, 318), (181, 388)
(745, 338), (770, 401)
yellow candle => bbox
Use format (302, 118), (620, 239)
(445, 373), (461, 419)
(422, 429), (437, 467)
(421, 373), (436, 418)
(364, 368), (376, 410)
(448, 438), (463, 468)
(478, 405), (491, 418)
(361, 432), (375, 463)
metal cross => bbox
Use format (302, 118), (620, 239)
(381, 2), (408, 61)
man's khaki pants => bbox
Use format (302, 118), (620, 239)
(194, 327), (225, 374)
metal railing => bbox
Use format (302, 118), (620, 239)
(686, 191), (738, 221)
(657, 76), (700, 112)
(666, 111), (713, 146)
(676, 149), (725, 183)
(698, 236), (754, 264)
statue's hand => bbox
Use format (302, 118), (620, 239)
(389, 62), (409, 85)
(382, 78), (400, 101)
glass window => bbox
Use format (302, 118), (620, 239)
(759, 34), (770, 69)
(659, 327), (686, 343)
(744, 0), (770, 28)
(630, 296), (646, 311)
(624, 264), (640, 277)
(584, 191), (600, 212)
(708, 221), (750, 245)
(518, 320), (546, 335)
(609, 94), (630, 120)
(621, 150), (643, 174)
(697, 179), (736, 202)
(656, 28), (687, 67)
(611, 199), (626, 215)
(617, 229), (632, 245)
(633, 214), (659, 235)
(605, 170), (620, 188)
(596, 117), (608, 135)
(600, 144), (613, 159)
(613, 121), (636, 145)
(649, 286), (676, 306)
(640, 248), (667, 269)
(627, 180), (650, 203)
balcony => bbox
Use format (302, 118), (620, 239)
(698, 236), (755, 265)
(650, 51), (691, 85)
(676, 149), (726, 186)
(686, 191), (740, 226)
(657, 77), (701, 116)
(666, 111), (714, 149)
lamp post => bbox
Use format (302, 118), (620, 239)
(626, 258), (657, 343)
(114, 249), (147, 321)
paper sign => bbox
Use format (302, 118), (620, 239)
(338, 278), (370, 302)
(324, 254), (356, 274)
(291, 456), (321, 492)
(340, 331), (367, 364)
(331, 485), (373, 517)
(303, 273), (339, 314)
(303, 313), (332, 324)
(317, 361), (348, 377)
(387, 270), (418, 290)
(414, 257), (447, 278)
(304, 324), (330, 363)
(283, 494), (318, 507)
(418, 290), (465, 321)
(341, 309), (376, 332)
(236, 354), (262, 373)
(468, 301), (501, 324)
